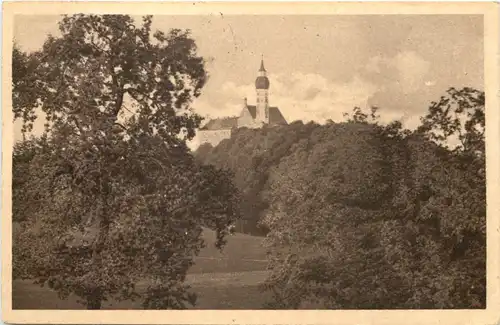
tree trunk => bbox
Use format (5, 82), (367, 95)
(86, 167), (110, 312)
(86, 294), (102, 309)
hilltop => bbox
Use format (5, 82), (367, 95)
(195, 118), (485, 308)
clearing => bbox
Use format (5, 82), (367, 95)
(12, 228), (272, 309)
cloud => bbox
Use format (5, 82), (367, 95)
(15, 49), (436, 146)
(192, 51), (434, 133)
(187, 64), (429, 150)
(362, 51), (431, 94)
(394, 51), (431, 94)
(193, 72), (379, 125)
(362, 50), (435, 130)
(365, 56), (383, 74)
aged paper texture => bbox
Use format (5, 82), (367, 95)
(2, 1), (499, 324)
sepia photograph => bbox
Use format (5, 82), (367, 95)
(2, 1), (500, 324)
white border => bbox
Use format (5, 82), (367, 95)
(2, 2), (499, 324)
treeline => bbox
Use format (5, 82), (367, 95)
(196, 121), (319, 235)
(196, 87), (486, 308)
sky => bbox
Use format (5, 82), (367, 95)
(13, 14), (484, 141)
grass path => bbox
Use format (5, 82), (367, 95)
(13, 271), (270, 309)
(186, 270), (268, 287)
(189, 228), (268, 274)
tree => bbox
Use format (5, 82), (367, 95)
(343, 106), (411, 139)
(413, 87), (486, 306)
(261, 123), (409, 308)
(12, 43), (43, 136)
(260, 91), (485, 308)
(418, 87), (485, 156)
(12, 14), (240, 309)
(342, 106), (380, 124)
(196, 121), (319, 236)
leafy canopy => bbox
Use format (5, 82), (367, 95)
(418, 87), (485, 155)
(196, 88), (485, 308)
(259, 91), (485, 308)
(12, 14), (240, 309)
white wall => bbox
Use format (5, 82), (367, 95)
(196, 129), (232, 148)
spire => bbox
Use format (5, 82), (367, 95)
(255, 55), (270, 89)
(259, 54), (266, 72)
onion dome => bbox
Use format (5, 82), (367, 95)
(255, 76), (270, 89)
(255, 58), (270, 89)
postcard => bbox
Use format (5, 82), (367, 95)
(2, 1), (499, 324)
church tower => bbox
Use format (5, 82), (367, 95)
(255, 57), (270, 124)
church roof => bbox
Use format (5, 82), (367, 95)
(245, 105), (287, 125)
(201, 116), (238, 130)
(246, 105), (257, 118)
(200, 60), (287, 131)
(269, 107), (288, 125)
(259, 59), (266, 72)
(200, 105), (287, 131)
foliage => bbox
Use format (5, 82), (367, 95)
(418, 87), (485, 155)
(197, 88), (485, 308)
(342, 105), (412, 139)
(195, 109), (412, 236)
(12, 14), (240, 309)
(196, 122), (318, 235)
(261, 123), (401, 308)
(342, 106), (380, 124)
(261, 122), (485, 308)
(12, 44), (42, 134)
